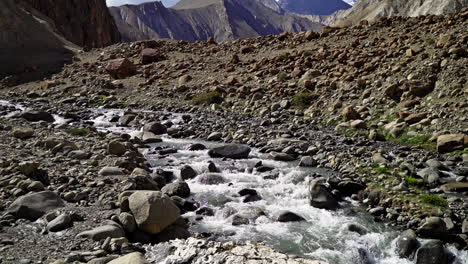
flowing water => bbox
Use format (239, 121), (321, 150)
(1, 101), (467, 264)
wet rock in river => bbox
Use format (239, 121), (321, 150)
(417, 217), (447, 240)
(143, 122), (167, 135)
(415, 240), (448, 264)
(208, 144), (251, 159)
(269, 151), (296, 161)
(197, 173), (226, 185)
(346, 223), (368, 235)
(299, 156), (317, 167)
(396, 229), (419, 258)
(308, 178), (339, 210)
(186, 143), (206, 151)
(18, 111), (55, 122)
(277, 211), (306, 222)
(180, 165), (197, 180)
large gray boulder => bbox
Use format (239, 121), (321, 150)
(7, 191), (64, 220)
(128, 191), (180, 234)
(161, 181), (190, 198)
(417, 217), (447, 240)
(395, 229), (419, 258)
(208, 144), (251, 159)
(308, 178), (338, 210)
(415, 240), (447, 264)
(143, 122), (167, 135)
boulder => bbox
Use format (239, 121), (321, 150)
(208, 144), (251, 159)
(277, 211), (305, 222)
(108, 140), (126, 156)
(269, 152), (296, 161)
(106, 58), (136, 79)
(13, 128), (34, 139)
(341, 106), (360, 121)
(437, 134), (467, 153)
(417, 217), (447, 240)
(119, 212), (137, 233)
(197, 173), (226, 185)
(141, 48), (165, 64)
(18, 111), (55, 122)
(415, 240), (447, 264)
(299, 156), (318, 167)
(47, 213), (72, 232)
(396, 230), (419, 258)
(143, 122), (167, 135)
(99, 167), (125, 176)
(180, 165), (197, 180)
(440, 182), (468, 193)
(207, 132), (222, 141)
(128, 191), (180, 234)
(77, 223), (125, 241)
(108, 252), (149, 264)
(161, 181), (190, 198)
(308, 178), (338, 210)
(346, 224), (368, 235)
(7, 191), (64, 220)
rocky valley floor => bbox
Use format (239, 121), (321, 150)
(0, 9), (467, 264)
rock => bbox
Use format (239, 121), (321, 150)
(208, 144), (251, 159)
(277, 211), (305, 222)
(308, 178), (338, 210)
(350, 120), (367, 129)
(405, 112), (428, 124)
(242, 194), (262, 203)
(232, 215), (249, 226)
(396, 230), (418, 258)
(197, 173), (225, 185)
(18, 161), (39, 175)
(141, 48), (165, 64)
(108, 252), (149, 264)
(106, 58), (136, 79)
(155, 225), (190, 242)
(416, 168), (440, 185)
(136, 131), (162, 143)
(143, 122), (167, 135)
(418, 217), (447, 240)
(161, 181), (190, 198)
(342, 106), (360, 121)
(180, 165), (197, 180)
(68, 150), (89, 160)
(305, 30), (319, 40)
(207, 132), (222, 141)
(178, 74), (192, 86)
(108, 140), (126, 156)
(186, 143), (206, 151)
(99, 167), (125, 176)
(462, 220), (468, 234)
(7, 191), (64, 220)
(347, 224), (368, 235)
(77, 224), (125, 241)
(238, 189), (257, 196)
(13, 128), (34, 139)
(440, 182), (468, 193)
(336, 181), (365, 197)
(437, 134), (467, 153)
(118, 212), (136, 233)
(269, 152), (296, 161)
(18, 111), (55, 122)
(119, 114), (136, 126)
(415, 240), (447, 264)
(372, 153), (388, 164)
(47, 213), (72, 232)
(299, 156), (317, 167)
(128, 191), (180, 234)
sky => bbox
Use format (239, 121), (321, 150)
(106, 0), (179, 7)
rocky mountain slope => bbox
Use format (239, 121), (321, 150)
(0, 7), (467, 264)
(335, 0), (468, 26)
(109, 0), (322, 42)
(0, 0), (120, 84)
(278, 0), (351, 16)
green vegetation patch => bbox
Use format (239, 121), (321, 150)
(190, 92), (223, 105)
(405, 176), (425, 188)
(372, 164), (393, 174)
(292, 92), (317, 110)
(65, 127), (92, 136)
(385, 132), (436, 152)
(420, 193), (448, 207)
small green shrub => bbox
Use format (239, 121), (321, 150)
(405, 176), (424, 187)
(372, 164), (392, 174)
(420, 193), (447, 207)
(190, 92), (223, 105)
(292, 92), (317, 109)
(65, 127), (92, 136)
(385, 132), (436, 152)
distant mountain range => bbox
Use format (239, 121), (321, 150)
(109, 0), (323, 42)
(278, 0), (351, 15)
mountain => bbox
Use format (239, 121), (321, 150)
(25, 0), (120, 48)
(0, 0), (119, 84)
(107, 0), (179, 7)
(278, 0), (351, 15)
(335, 0), (468, 26)
(109, 0), (322, 42)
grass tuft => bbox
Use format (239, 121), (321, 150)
(405, 176), (424, 187)
(420, 193), (447, 207)
(65, 127), (92, 136)
(190, 92), (223, 105)
(385, 132), (436, 152)
(292, 92), (317, 109)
